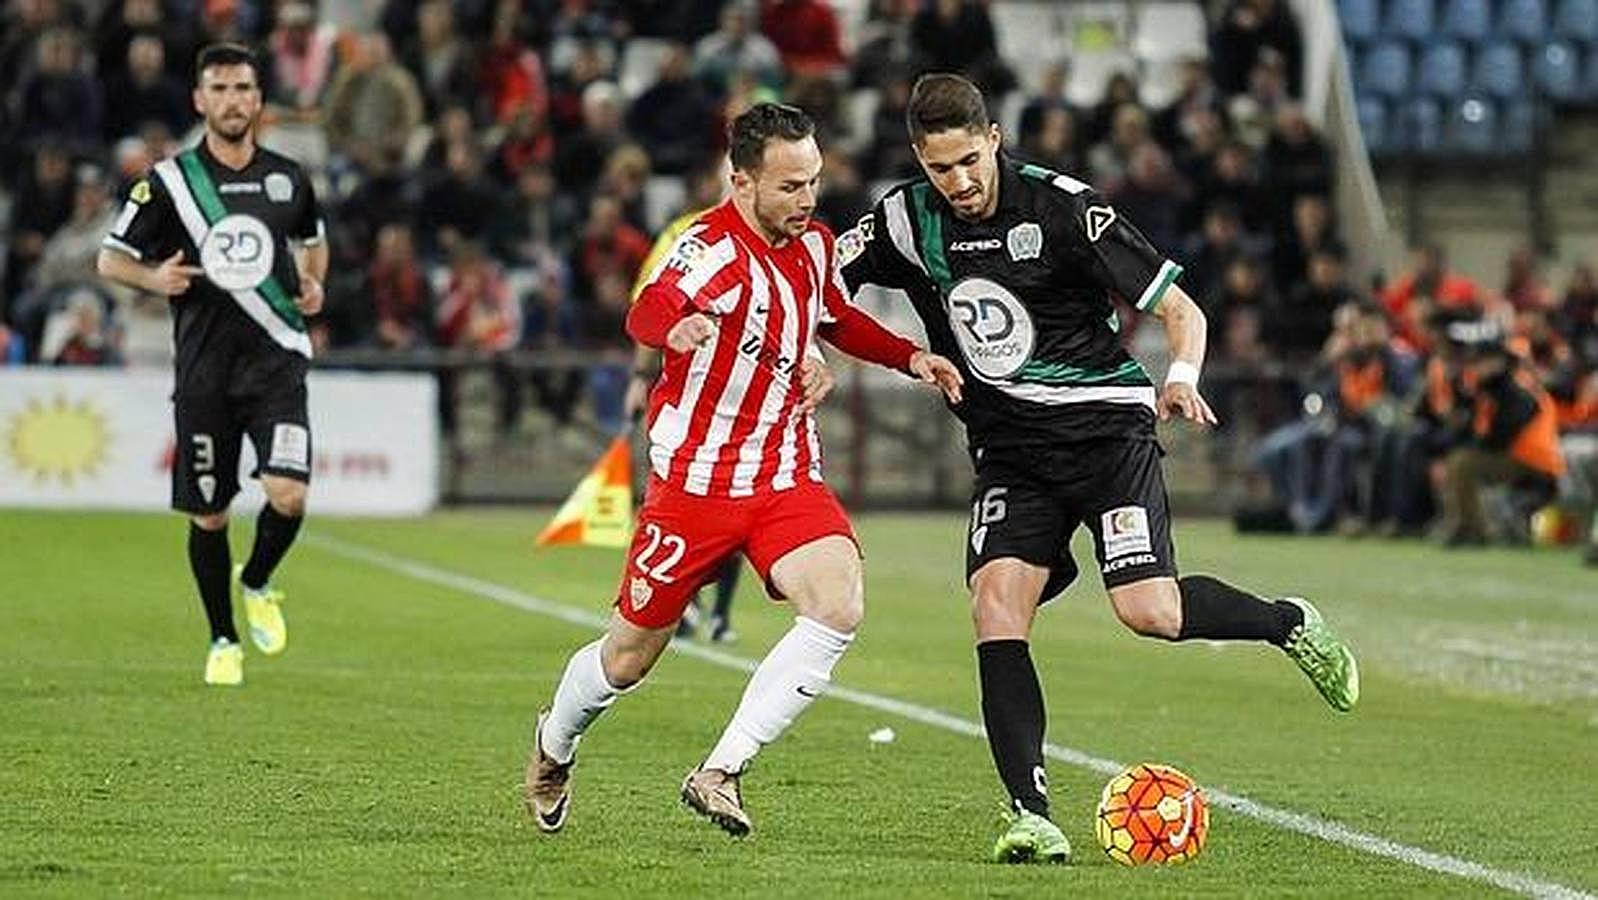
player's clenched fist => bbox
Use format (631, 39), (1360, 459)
(295, 273), (324, 315)
(666, 312), (718, 353)
(152, 250), (205, 296)
(909, 350), (964, 404)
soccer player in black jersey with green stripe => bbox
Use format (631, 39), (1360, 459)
(837, 74), (1359, 864)
(98, 43), (327, 686)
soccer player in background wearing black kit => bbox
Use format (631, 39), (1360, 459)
(97, 43), (328, 687)
(837, 74), (1360, 863)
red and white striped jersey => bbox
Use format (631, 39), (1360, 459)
(632, 199), (853, 498)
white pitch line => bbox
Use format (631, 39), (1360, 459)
(307, 533), (1595, 900)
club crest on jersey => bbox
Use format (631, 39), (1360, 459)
(264, 172), (294, 203)
(130, 179), (152, 204)
(629, 577), (653, 611)
(1006, 222), (1042, 261)
(1085, 205), (1117, 242)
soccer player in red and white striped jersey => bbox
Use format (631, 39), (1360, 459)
(525, 104), (963, 837)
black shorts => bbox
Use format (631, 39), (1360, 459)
(964, 438), (1177, 601)
(172, 381), (311, 514)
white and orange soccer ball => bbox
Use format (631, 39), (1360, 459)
(1095, 763), (1209, 866)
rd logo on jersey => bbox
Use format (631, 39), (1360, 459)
(200, 213), (275, 291)
(947, 277), (1035, 381)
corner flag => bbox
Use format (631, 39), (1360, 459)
(535, 436), (634, 548)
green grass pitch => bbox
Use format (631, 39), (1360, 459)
(2, 508), (1595, 898)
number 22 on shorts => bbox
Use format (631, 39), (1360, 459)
(633, 523), (686, 583)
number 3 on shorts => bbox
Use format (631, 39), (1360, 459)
(633, 523), (686, 583)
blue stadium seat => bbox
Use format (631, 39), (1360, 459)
(1440, 0), (1494, 43)
(1416, 41), (1469, 96)
(1472, 41), (1528, 98)
(1384, 0), (1435, 41)
(1447, 95), (1501, 154)
(1405, 96), (1444, 154)
(1359, 41), (1413, 98)
(1356, 96), (1394, 155)
(1533, 40), (1584, 100)
(1553, 0), (1598, 42)
(1339, 0), (1382, 44)
(1498, 0), (1550, 43)
(1500, 100), (1540, 153)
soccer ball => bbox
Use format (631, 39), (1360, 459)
(1095, 763), (1209, 866)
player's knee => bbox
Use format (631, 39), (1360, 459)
(601, 643), (658, 688)
(191, 511), (229, 531)
(797, 576), (863, 633)
(1112, 593), (1181, 639)
(970, 588), (1030, 638)
(266, 482), (307, 517)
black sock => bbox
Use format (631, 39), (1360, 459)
(241, 503), (303, 590)
(1176, 574), (1303, 645)
(188, 522), (236, 643)
(977, 640), (1050, 818)
(711, 562), (739, 621)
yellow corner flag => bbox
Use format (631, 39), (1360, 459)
(535, 436), (634, 548)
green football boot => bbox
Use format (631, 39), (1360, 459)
(1281, 597), (1360, 712)
(992, 810), (1071, 864)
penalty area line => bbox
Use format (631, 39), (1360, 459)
(306, 533), (1594, 900)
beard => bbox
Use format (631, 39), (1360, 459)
(210, 113), (253, 142)
(753, 192), (807, 242)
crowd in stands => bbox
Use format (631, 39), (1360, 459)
(0, 0), (1593, 559)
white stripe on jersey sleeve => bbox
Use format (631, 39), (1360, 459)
(101, 234), (143, 260)
(676, 234), (739, 300)
(882, 191), (927, 276)
(1051, 173), (1092, 194)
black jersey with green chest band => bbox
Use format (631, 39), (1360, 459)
(838, 161), (1182, 448)
(104, 142), (325, 370)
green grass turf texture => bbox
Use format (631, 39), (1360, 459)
(1, 508), (1594, 898)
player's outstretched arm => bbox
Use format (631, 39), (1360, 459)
(818, 303), (963, 403)
(1148, 285), (1219, 426)
(96, 248), (204, 297)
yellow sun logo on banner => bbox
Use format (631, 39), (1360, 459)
(4, 394), (111, 484)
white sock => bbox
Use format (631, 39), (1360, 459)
(540, 637), (627, 764)
(703, 617), (854, 774)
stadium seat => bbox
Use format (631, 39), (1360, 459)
(1472, 41), (1528, 98)
(1498, 0), (1550, 43)
(1405, 96), (1444, 154)
(1446, 95), (1501, 154)
(1440, 0), (1494, 44)
(1553, 0), (1598, 42)
(1356, 95), (1394, 156)
(1415, 41), (1469, 96)
(1359, 41), (1413, 98)
(1384, 0), (1435, 42)
(1532, 41), (1584, 100)
(1338, 0), (1381, 44)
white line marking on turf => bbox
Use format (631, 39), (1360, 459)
(308, 534), (1596, 900)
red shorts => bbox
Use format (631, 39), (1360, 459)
(614, 476), (858, 629)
